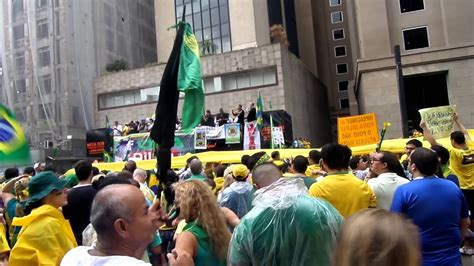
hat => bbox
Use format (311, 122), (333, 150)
(64, 173), (79, 188)
(25, 171), (68, 208)
(232, 164), (249, 180)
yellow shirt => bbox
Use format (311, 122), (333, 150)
(308, 173), (377, 218)
(305, 164), (321, 178)
(447, 140), (474, 189)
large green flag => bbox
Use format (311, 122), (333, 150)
(178, 22), (204, 133)
(0, 104), (31, 165)
(256, 90), (264, 131)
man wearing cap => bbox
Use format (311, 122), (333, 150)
(10, 171), (77, 265)
(219, 164), (253, 218)
(63, 160), (97, 245)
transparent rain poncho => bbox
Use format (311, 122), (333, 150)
(228, 178), (343, 266)
(219, 181), (254, 219)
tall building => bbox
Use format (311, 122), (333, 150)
(92, 0), (333, 147)
(347, 0), (474, 137)
(0, 0), (157, 152)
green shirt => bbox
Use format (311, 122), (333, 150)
(183, 221), (226, 266)
(187, 175), (206, 182)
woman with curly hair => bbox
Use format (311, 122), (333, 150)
(173, 180), (231, 265)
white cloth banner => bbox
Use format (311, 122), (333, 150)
(272, 126), (285, 146)
(244, 121), (261, 150)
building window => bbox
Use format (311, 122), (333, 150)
(334, 46), (346, 57)
(333, 29), (344, 40)
(331, 11), (343, 23)
(12, 0), (24, 17)
(42, 75), (52, 94)
(329, 0), (341, 7)
(98, 86), (161, 110)
(205, 67), (277, 93)
(340, 98), (349, 109)
(39, 103), (52, 120)
(338, 81), (348, 92)
(400, 0), (424, 13)
(38, 47), (51, 67)
(336, 63), (348, 74)
(36, 0), (48, 9)
(37, 19), (49, 39)
(13, 25), (24, 40)
(14, 52), (25, 71)
(403, 26), (429, 50)
(55, 40), (60, 64)
(15, 79), (26, 93)
(176, 0), (231, 54)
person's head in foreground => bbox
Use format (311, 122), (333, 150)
(334, 208), (420, 266)
(320, 143), (352, 173)
(89, 184), (163, 259)
(408, 147), (438, 177)
(450, 131), (467, 149)
(173, 180), (231, 263)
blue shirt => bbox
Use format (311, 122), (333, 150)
(391, 177), (469, 266)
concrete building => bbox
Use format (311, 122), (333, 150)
(0, 0), (157, 152)
(94, 43), (332, 146)
(347, 0), (474, 138)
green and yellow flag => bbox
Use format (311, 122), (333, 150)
(256, 90), (264, 130)
(0, 105), (31, 165)
(178, 22), (204, 133)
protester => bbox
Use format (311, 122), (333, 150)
(367, 151), (409, 210)
(215, 108), (229, 126)
(309, 143), (377, 217)
(219, 164), (253, 218)
(391, 147), (470, 265)
(123, 160), (137, 174)
(33, 163), (45, 174)
(271, 151), (280, 161)
(2, 175), (30, 246)
(62, 160), (97, 245)
(178, 156), (199, 180)
(22, 167), (35, 177)
(334, 209), (420, 266)
(349, 155), (369, 180)
(133, 168), (156, 203)
(61, 184), (167, 265)
(112, 121), (123, 136)
(431, 144), (460, 186)
(229, 162), (343, 265)
(246, 102), (256, 122)
(10, 171), (77, 265)
(401, 139), (423, 179)
(201, 110), (215, 127)
(2, 168), (19, 183)
(306, 150), (324, 178)
(290, 155), (316, 189)
(187, 159), (206, 181)
(421, 115), (474, 229)
(173, 180), (231, 265)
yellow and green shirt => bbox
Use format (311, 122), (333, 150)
(447, 140), (474, 189)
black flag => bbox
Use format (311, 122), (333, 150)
(150, 22), (185, 184)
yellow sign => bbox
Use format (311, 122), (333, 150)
(337, 113), (379, 147)
(419, 105), (456, 139)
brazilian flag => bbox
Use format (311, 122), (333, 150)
(178, 22), (204, 132)
(0, 105), (31, 165)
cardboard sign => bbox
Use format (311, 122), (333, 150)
(337, 113), (379, 147)
(419, 105), (456, 139)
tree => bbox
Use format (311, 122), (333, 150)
(105, 59), (128, 72)
(201, 39), (218, 55)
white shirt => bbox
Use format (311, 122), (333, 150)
(61, 246), (150, 266)
(368, 172), (410, 210)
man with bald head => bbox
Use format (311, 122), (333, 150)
(187, 158), (206, 181)
(61, 184), (166, 265)
(133, 168), (156, 203)
(229, 162), (343, 265)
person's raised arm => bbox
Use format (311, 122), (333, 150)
(420, 120), (438, 146)
(454, 113), (471, 141)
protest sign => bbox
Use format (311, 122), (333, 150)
(225, 123), (241, 144)
(244, 121), (261, 150)
(195, 128), (207, 149)
(337, 113), (379, 147)
(419, 105), (456, 139)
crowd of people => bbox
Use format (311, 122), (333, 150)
(0, 113), (472, 265)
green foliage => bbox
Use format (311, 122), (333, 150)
(105, 59), (128, 72)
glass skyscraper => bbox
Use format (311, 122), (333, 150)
(176, 0), (231, 54)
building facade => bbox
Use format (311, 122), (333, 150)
(94, 43), (332, 147)
(347, 0), (474, 138)
(0, 0), (157, 152)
